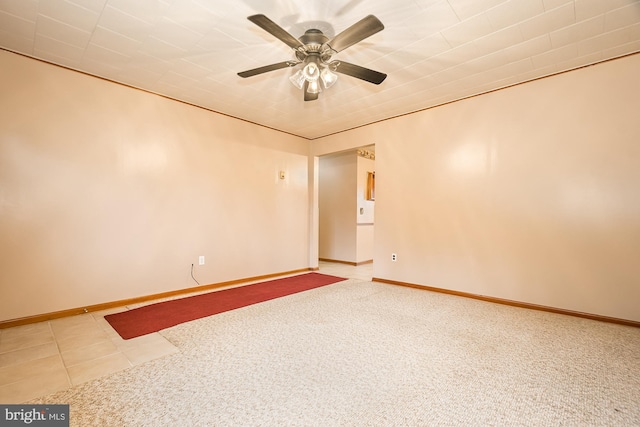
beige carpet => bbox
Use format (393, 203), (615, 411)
(32, 279), (640, 426)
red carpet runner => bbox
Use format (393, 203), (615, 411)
(105, 273), (346, 339)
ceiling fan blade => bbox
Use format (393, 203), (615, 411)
(333, 61), (387, 85)
(303, 81), (319, 101)
(247, 14), (304, 50)
(237, 61), (299, 78)
(326, 15), (384, 53)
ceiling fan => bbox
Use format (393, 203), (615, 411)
(237, 14), (387, 101)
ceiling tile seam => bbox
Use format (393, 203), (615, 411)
(103, 4), (152, 27)
(36, 13), (93, 51)
(575, 23), (640, 57)
(66, 0), (108, 16)
(143, 34), (190, 57)
(33, 32), (85, 57)
(445, 0), (463, 22)
(162, 16), (209, 38)
(92, 24), (144, 48)
(82, 41), (132, 64)
(0, 9), (37, 55)
(0, 7), (36, 24)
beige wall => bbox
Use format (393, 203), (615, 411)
(313, 54), (640, 322)
(0, 51), (310, 321)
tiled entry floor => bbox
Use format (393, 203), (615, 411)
(0, 262), (372, 403)
(0, 308), (178, 404)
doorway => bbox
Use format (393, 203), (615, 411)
(317, 145), (375, 266)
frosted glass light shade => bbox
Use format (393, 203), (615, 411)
(289, 70), (305, 90)
(302, 61), (320, 81)
(306, 79), (321, 94)
(320, 68), (338, 89)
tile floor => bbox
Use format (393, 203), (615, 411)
(0, 262), (371, 403)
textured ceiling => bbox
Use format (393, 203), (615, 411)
(1, 0), (639, 139)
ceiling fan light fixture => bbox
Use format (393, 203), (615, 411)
(320, 67), (338, 89)
(238, 14), (387, 102)
(289, 69), (306, 90)
(306, 79), (322, 94)
(302, 56), (321, 81)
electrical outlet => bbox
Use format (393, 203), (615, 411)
(391, 253), (397, 262)
(198, 256), (205, 265)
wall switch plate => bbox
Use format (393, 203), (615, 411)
(391, 253), (397, 262)
(199, 256), (205, 265)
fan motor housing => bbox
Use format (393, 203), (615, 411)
(296, 29), (331, 62)
(299, 29), (328, 45)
